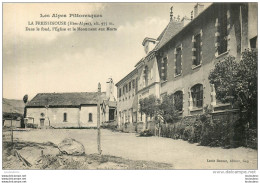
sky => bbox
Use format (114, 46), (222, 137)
(3, 2), (211, 100)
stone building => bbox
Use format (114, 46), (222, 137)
(25, 78), (116, 128)
(116, 69), (138, 128)
(115, 3), (257, 128)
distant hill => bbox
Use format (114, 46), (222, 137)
(3, 98), (25, 114)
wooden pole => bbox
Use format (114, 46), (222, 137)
(11, 111), (13, 144)
(97, 83), (102, 155)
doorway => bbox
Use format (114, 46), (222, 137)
(40, 118), (45, 126)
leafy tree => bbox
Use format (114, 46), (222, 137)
(139, 94), (181, 124)
(22, 94), (29, 128)
(159, 94), (180, 123)
(139, 95), (160, 122)
(208, 49), (257, 128)
(23, 94), (28, 104)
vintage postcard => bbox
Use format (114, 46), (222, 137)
(2, 2), (258, 180)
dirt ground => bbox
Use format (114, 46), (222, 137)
(3, 128), (257, 169)
(3, 141), (171, 170)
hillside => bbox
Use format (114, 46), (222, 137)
(3, 98), (25, 114)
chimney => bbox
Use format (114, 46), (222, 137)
(181, 16), (191, 27)
(106, 78), (114, 101)
(142, 37), (157, 55)
(194, 3), (204, 18)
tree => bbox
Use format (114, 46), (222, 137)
(23, 94), (28, 104)
(139, 95), (160, 123)
(208, 49), (257, 128)
(139, 94), (181, 124)
(159, 94), (180, 123)
(22, 94), (29, 128)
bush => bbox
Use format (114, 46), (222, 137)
(246, 128), (257, 149)
(199, 115), (241, 148)
(139, 129), (153, 137)
(183, 126), (193, 141)
(26, 123), (38, 128)
(191, 118), (203, 143)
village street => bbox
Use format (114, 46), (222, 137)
(11, 129), (257, 169)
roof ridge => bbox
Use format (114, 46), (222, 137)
(36, 91), (105, 94)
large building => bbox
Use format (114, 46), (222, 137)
(25, 78), (116, 128)
(115, 3), (257, 129)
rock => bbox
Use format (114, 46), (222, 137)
(58, 138), (85, 156)
(18, 146), (60, 166)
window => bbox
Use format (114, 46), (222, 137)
(123, 84), (128, 93)
(191, 84), (203, 108)
(173, 91), (183, 111)
(175, 47), (182, 75)
(136, 79), (138, 94)
(250, 36), (257, 49)
(218, 8), (228, 55)
(129, 81), (131, 91)
(88, 113), (93, 122)
(63, 113), (67, 122)
(193, 34), (201, 66)
(144, 66), (148, 86)
(161, 57), (168, 81)
(132, 79), (135, 89)
(119, 88), (122, 97)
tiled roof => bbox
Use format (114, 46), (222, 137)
(154, 20), (184, 51)
(26, 92), (106, 107)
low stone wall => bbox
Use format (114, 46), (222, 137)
(3, 120), (21, 128)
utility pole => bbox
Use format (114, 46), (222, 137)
(97, 82), (102, 155)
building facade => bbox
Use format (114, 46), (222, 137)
(25, 78), (116, 128)
(116, 3), (257, 128)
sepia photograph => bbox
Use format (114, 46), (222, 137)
(2, 1), (258, 177)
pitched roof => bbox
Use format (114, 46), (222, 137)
(115, 68), (138, 87)
(155, 3), (215, 52)
(26, 92), (106, 107)
(154, 20), (183, 50)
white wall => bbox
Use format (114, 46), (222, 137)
(26, 107), (80, 128)
(80, 106), (99, 127)
(27, 105), (104, 128)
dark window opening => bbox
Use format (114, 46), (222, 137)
(173, 91), (183, 111)
(136, 79), (138, 94)
(119, 88), (122, 97)
(218, 8), (228, 55)
(129, 82), (131, 91)
(250, 36), (257, 49)
(191, 84), (203, 108)
(193, 34), (201, 66)
(175, 47), (182, 75)
(63, 113), (67, 122)
(161, 57), (168, 81)
(89, 113), (93, 122)
(144, 66), (148, 86)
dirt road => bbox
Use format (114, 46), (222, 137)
(10, 128), (257, 169)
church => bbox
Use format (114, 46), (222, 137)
(25, 78), (116, 128)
